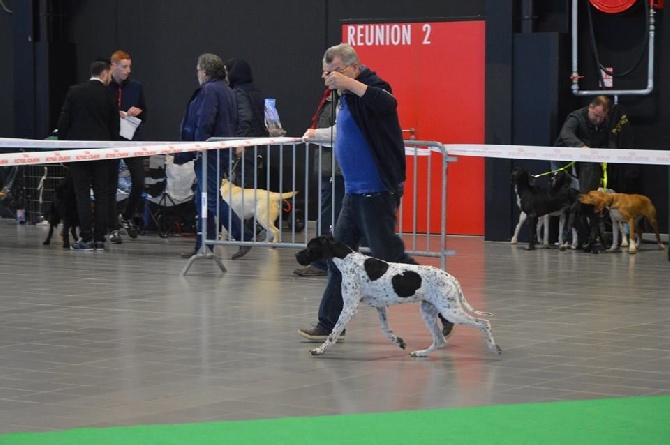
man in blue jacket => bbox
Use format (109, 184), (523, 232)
(175, 53), (254, 260)
(299, 44), (454, 341)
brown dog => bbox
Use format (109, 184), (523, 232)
(579, 190), (664, 254)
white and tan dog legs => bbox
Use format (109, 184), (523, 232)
(376, 307), (407, 350)
(310, 299), (359, 356)
(410, 301), (446, 357)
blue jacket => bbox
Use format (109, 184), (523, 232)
(176, 79), (237, 165)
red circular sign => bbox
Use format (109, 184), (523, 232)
(589, 0), (638, 13)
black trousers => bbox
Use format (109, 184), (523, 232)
(69, 160), (114, 242)
(106, 159), (121, 231)
(121, 156), (146, 220)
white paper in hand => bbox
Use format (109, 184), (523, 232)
(120, 116), (142, 140)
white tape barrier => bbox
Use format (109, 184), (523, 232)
(446, 144), (670, 166)
(0, 137), (300, 167)
(1, 136), (670, 167)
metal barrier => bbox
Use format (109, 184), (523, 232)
(181, 138), (454, 275)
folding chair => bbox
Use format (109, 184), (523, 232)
(144, 155), (196, 238)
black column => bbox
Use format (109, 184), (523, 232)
(484, 0), (516, 241)
(12, 0), (75, 139)
(12, 1), (37, 138)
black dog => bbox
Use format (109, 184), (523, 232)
(511, 167), (577, 251)
(43, 171), (79, 248)
(567, 201), (604, 253)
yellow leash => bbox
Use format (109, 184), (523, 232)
(531, 161), (576, 179)
(530, 161), (609, 189)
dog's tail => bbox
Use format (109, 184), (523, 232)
(270, 191), (298, 200)
(453, 277), (493, 317)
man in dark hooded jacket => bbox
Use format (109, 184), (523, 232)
(555, 95), (613, 193)
(298, 43), (454, 342)
(225, 58), (268, 188)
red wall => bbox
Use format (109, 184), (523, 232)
(343, 21), (485, 235)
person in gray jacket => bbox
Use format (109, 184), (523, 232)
(293, 88), (345, 277)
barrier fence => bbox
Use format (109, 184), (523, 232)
(2, 137), (669, 275)
(181, 138), (454, 276)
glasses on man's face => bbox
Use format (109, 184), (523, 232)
(323, 65), (349, 77)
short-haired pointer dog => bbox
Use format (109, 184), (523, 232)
(295, 236), (502, 357)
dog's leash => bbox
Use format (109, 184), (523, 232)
(533, 160), (609, 190)
(530, 161), (576, 179)
(228, 157), (241, 183)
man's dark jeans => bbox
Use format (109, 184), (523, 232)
(312, 175), (345, 271)
(317, 191), (415, 330)
(121, 156), (146, 221)
(106, 159), (121, 232)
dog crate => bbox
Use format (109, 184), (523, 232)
(23, 164), (67, 225)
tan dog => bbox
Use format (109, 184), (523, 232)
(220, 179), (297, 243)
(579, 190), (664, 254)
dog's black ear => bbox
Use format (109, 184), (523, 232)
(302, 236), (334, 260)
(320, 235), (353, 260)
(511, 167), (529, 185)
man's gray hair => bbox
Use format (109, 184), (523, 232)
(323, 43), (359, 66)
(197, 53), (227, 81)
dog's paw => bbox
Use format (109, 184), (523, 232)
(309, 348), (325, 356)
(396, 337), (406, 350)
(490, 344), (502, 355)
(523, 245), (536, 251)
(410, 350), (430, 357)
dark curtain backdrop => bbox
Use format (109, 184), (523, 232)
(1, 0), (667, 234)
(60, 0), (484, 142)
(0, 8), (13, 138)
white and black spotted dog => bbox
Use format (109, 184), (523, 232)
(295, 236), (502, 357)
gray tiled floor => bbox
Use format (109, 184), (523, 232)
(1, 220), (669, 433)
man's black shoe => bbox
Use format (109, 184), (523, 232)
(121, 216), (139, 239)
(231, 246), (252, 260)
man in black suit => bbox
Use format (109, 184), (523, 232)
(57, 59), (120, 250)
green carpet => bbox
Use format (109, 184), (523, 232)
(2, 396), (668, 445)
